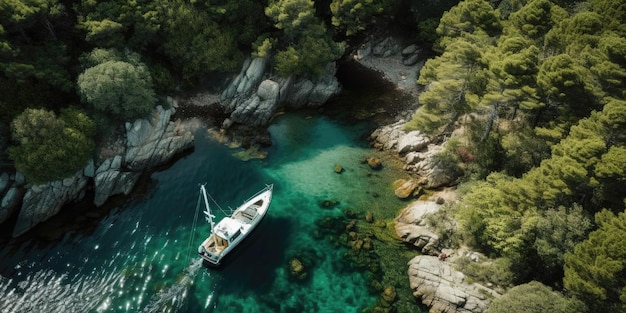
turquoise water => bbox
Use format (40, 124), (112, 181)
(0, 112), (413, 313)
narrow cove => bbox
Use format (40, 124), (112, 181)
(0, 62), (427, 313)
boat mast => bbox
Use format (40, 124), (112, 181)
(200, 184), (216, 232)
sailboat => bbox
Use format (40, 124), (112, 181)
(197, 184), (273, 266)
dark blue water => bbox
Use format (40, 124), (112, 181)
(0, 112), (409, 312)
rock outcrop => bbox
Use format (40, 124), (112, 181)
(371, 121), (461, 189)
(12, 169), (90, 237)
(354, 36), (423, 97)
(394, 201), (441, 255)
(281, 62), (340, 108)
(228, 79), (281, 126)
(94, 105), (193, 206)
(0, 172), (25, 224)
(220, 57), (340, 126)
(393, 179), (420, 199)
(93, 156), (140, 207)
(125, 106), (194, 171)
(7, 105), (194, 237)
(407, 255), (500, 313)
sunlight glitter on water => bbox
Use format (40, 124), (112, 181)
(0, 112), (408, 313)
(0, 268), (122, 313)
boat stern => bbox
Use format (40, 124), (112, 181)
(198, 250), (221, 266)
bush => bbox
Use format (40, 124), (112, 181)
(486, 281), (587, 313)
(454, 256), (515, 289)
(8, 108), (95, 184)
(77, 50), (156, 121)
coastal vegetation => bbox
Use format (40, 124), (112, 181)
(406, 0), (625, 311)
(1, 0), (625, 312)
(0, 0), (404, 182)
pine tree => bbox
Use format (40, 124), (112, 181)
(564, 209), (626, 313)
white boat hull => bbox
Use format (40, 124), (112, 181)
(197, 185), (273, 266)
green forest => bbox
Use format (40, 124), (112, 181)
(1, 0), (625, 312)
(408, 0), (625, 312)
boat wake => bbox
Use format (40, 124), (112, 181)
(0, 267), (122, 313)
(140, 258), (204, 313)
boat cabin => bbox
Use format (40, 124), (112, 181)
(215, 217), (242, 243)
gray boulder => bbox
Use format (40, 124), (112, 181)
(12, 170), (89, 237)
(221, 58), (268, 105)
(221, 56), (340, 126)
(395, 201), (442, 255)
(371, 121), (462, 189)
(412, 146), (461, 188)
(398, 131), (430, 154)
(282, 78), (315, 108)
(403, 53), (420, 66)
(370, 120), (406, 151)
(94, 156), (140, 207)
(407, 255), (500, 313)
(230, 79), (281, 126)
(0, 172), (9, 194)
(0, 172), (29, 224)
(371, 37), (401, 57)
(306, 63), (341, 106)
(125, 105), (194, 171)
(282, 63), (341, 108)
(402, 44), (418, 56)
(99, 105), (193, 204)
(396, 201), (441, 225)
(1, 187), (24, 223)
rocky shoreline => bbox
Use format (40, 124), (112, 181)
(354, 36), (502, 313)
(0, 34), (499, 313)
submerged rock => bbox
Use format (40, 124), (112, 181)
(367, 157), (382, 170)
(318, 199), (340, 209)
(393, 179), (419, 199)
(289, 258), (307, 281)
(381, 285), (397, 303)
(334, 164), (344, 173)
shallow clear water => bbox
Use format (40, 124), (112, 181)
(0, 112), (414, 313)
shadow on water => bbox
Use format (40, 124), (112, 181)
(323, 59), (413, 127)
(185, 216), (291, 312)
(211, 216), (290, 285)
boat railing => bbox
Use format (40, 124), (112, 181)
(240, 184), (273, 205)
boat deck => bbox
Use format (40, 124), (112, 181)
(203, 235), (228, 254)
(233, 200), (262, 223)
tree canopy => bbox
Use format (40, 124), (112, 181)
(265, 0), (345, 77)
(77, 49), (156, 121)
(486, 281), (586, 313)
(2, 1), (626, 311)
(8, 108), (95, 184)
(564, 209), (626, 312)
(408, 1), (626, 310)
(2, 0), (394, 181)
